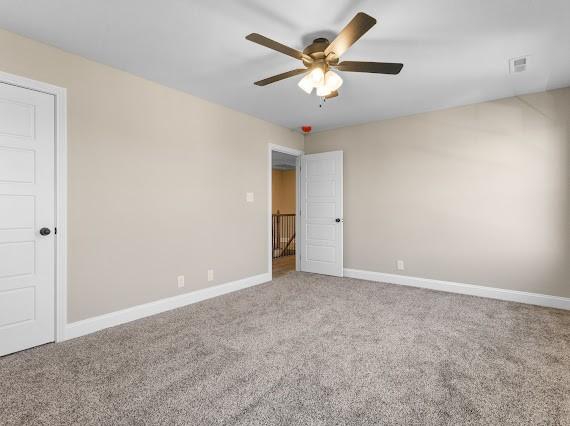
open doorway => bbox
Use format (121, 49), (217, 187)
(272, 151), (297, 277)
(269, 146), (302, 279)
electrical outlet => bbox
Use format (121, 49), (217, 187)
(207, 269), (214, 282)
(246, 192), (254, 203)
(177, 275), (185, 288)
(397, 260), (405, 271)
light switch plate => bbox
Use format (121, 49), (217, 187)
(246, 192), (254, 202)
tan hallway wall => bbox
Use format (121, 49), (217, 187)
(0, 29), (303, 322)
(272, 170), (296, 214)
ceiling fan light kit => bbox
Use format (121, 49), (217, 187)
(246, 12), (403, 100)
(298, 67), (343, 96)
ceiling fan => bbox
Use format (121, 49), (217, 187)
(245, 12), (403, 99)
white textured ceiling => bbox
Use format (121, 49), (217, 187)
(0, 0), (568, 132)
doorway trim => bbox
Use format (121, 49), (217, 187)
(0, 70), (68, 343)
(268, 143), (303, 279)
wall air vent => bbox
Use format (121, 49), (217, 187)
(509, 56), (528, 73)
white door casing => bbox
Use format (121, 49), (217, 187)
(267, 144), (303, 277)
(300, 151), (343, 276)
(0, 82), (56, 356)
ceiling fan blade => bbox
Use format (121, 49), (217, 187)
(246, 33), (312, 63)
(254, 69), (308, 86)
(335, 61), (403, 74)
(324, 12), (377, 57)
(325, 90), (339, 99)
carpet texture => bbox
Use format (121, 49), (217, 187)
(1, 272), (569, 425)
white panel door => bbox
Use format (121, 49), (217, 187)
(300, 151), (343, 276)
(0, 82), (55, 356)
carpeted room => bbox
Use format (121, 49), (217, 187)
(0, 1), (569, 425)
(3, 274), (570, 424)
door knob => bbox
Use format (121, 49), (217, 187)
(39, 228), (51, 236)
(335, 218), (341, 223)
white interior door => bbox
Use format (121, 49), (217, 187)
(300, 151), (343, 276)
(0, 82), (55, 356)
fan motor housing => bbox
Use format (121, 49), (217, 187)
(303, 38), (339, 67)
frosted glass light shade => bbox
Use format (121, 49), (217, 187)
(298, 74), (314, 94)
(310, 67), (325, 85)
(316, 85), (332, 97)
(324, 71), (343, 92)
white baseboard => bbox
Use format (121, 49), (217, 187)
(344, 268), (570, 311)
(64, 272), (271, 340)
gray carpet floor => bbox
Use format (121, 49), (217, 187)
(1, 272), (569, 425)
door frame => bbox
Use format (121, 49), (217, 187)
(0, 71), (68, 343)
(267, 143), (303, 279)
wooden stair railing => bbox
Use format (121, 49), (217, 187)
(272, 211), (296, 259)
(280, 232), (296, 257)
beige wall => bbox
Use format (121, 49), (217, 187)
(272, 170), (296, 214)
(306, 88), (570, 298)
(0, 29), (303, 322)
